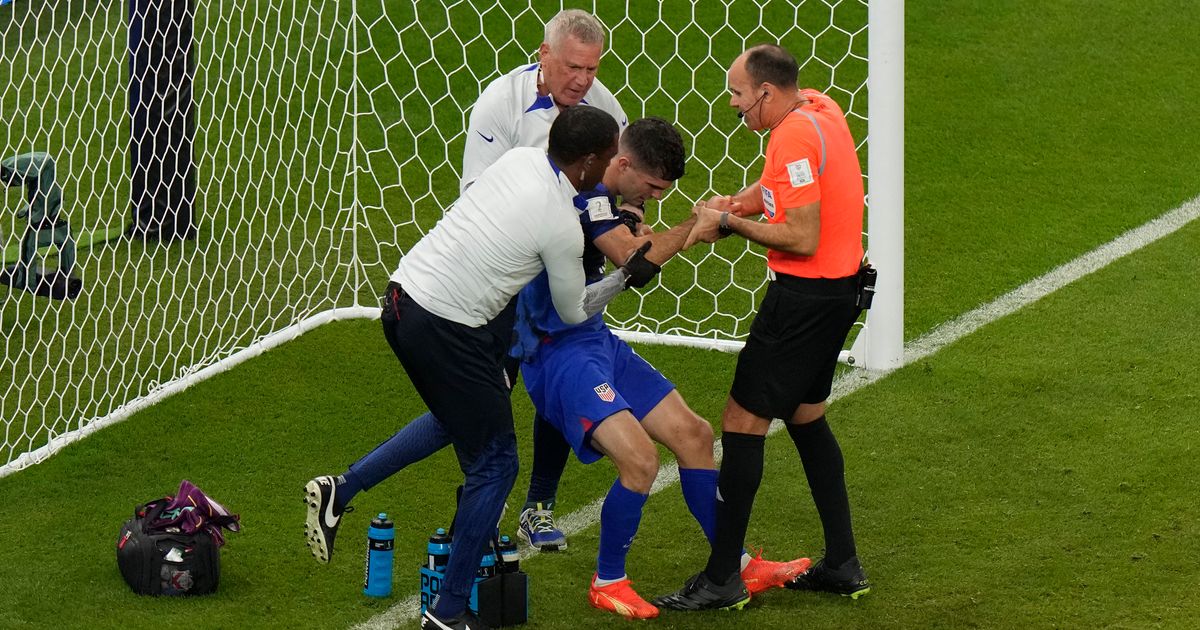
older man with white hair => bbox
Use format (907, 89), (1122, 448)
(461, 9), (628, 192)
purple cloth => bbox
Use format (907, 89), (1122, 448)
(144, 480), (241, 546)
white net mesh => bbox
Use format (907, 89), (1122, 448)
(359, 0), (869, 342)
(1, 0), (870, 473)
(2, 1), (355, 471)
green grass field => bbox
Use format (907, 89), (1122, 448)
(3, 0), (1200, 628)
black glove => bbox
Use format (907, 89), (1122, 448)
(619, 208), (644, 235)
(621, 241), (660, 289)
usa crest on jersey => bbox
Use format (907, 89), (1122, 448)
(594, 383), (616, 403)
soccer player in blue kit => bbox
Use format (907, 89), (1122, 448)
(515, 117), (811, 620)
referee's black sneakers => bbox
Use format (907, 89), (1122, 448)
(652, 571), (751, 611)
(421, 609), (490, 630)
(304, 475), (353, 564)
(785, 555), (871, 599)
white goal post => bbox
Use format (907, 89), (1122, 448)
(861, 0), (904, 371)
(0, 0), (901, 477)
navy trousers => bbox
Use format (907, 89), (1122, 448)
(381, 283), (519, 618)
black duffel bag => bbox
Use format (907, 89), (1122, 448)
(115, 481), (239, 596)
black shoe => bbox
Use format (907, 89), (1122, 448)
(652, 571), (751, 611)
(420, 609), (491, 630)
(303, 475), (353, 564)
(785, 556), (871, 599)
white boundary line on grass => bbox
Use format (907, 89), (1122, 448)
(354, 194), (1200, 630)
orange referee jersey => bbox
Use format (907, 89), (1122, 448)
(759, 89), (864, 279)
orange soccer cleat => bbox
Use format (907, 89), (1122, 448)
(588, 574), (661, 619)
(741, 551), (812, 595)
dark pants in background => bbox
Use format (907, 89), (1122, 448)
(128, 0), (196, 240)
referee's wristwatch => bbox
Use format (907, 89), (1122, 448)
(718, 211), (734, 237)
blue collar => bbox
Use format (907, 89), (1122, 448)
(525, 62), (592, 112)
(526, 94), (589, 113)
(525, 94), (555, 113)
(546, 155), (562, 176)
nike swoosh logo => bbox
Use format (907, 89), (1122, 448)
(321, 480), (340, 529)
(477, 131), (494, 143)
(423, 611), (460, 630)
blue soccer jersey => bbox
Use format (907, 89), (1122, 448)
(514, 184), (676, 463)
(511, 183), (626, 359)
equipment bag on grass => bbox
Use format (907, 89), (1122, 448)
(115, 480), (240, 596)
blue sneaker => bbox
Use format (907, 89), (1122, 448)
(517, 503), (566, 551)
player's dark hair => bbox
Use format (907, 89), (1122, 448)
(621, 117), (686, 181)
(745, 43), (799, 89)
(548, 105), (619, 165)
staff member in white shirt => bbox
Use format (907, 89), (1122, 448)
(392, 106), (642, 630)
(461, 9), (627, 193)
(463, 10), (629, 550)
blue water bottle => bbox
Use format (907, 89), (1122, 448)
(364, 513), (394, 597)
(427, 527), (451, 571)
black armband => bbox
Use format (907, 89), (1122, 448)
(622, 241), (661, 289)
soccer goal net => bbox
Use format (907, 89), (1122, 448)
(1, 0), (900, 476)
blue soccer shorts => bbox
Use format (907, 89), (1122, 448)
(521, 328), (674, 464)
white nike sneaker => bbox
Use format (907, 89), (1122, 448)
(304, 475), (353, 564)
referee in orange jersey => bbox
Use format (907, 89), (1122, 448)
(655, 43), (871, 611)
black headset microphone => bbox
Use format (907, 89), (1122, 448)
(737, 90), (769, 119)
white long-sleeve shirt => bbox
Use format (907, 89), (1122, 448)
(461, 63), (627, 192)
(393, 147), (591, 327)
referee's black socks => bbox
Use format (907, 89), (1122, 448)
(704, 431), (765, 584)
(787, 415), (857, 566)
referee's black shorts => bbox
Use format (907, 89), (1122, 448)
(380, 282), (517, 462)
(730, 272), (860, 421)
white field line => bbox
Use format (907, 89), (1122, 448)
(353, 195), (1200, 629)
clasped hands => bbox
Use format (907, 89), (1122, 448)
(683, 194), (741, 249)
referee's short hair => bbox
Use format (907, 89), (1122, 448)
(745, 44), (799, 89)
(622, 117), (686, 182)
(548, 105), (618, 164)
